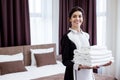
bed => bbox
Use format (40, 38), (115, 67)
(0, 43), (116, 80)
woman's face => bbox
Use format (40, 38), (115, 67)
(70, 11), (83, 28)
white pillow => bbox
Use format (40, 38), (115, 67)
(30, 48), (54, 66)
(0, 52), (23, 62)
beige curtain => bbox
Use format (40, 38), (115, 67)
(115, 0), (120, 79)
(103, 0), (120, 79)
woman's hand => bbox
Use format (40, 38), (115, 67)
(78, 64), (93, 69)
(78, 65), (100, 70)
(79, 65), (99, 69)
(102, 61), (112, 66)
(92, 61), (112, 69)
(78, 61), (112, 70)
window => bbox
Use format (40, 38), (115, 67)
(29, 0), (52, 45)
(96, 0), (107, 74)
(29, 0), (59, 54)
(96, 0), (107, 46)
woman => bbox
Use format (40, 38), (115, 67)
(61, 6), (112, 80)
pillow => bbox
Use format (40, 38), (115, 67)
(34, 52), (56, 67)
(0, 60), (27, 75)
(0, 52), (23, 62)
(30, 48), (54, 66)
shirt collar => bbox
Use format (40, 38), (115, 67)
(69, 28), (83, 34)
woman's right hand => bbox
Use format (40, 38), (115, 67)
(79, 64), (93, 69)
(78, 64), (100, 69)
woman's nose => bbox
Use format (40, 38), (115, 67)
(76, 17), (80, 20)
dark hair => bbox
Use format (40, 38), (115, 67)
(69, 6), (84, 18)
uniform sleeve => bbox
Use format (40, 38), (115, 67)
(61, 35), (74, 68)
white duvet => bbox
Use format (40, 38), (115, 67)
(0, 61), (65, 80)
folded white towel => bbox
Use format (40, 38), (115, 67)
(74, 51), (112, 60)
(78, 45), (107, 52)
(90, 45), (107, 50)
(74, 57), (114, 67)
(74, 56), (113, 63)
(74, 49), (112, 56)
(73, 46), (114, 67)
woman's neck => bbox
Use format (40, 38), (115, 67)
(71, 26), (81, 32)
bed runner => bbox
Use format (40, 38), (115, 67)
(32, 73), (116, 80)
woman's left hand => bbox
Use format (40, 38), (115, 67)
(92, 61), (112, 69)
(102, 61), (112, 66)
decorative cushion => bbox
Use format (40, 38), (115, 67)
(0, 60), (27, 75)
(30, 48), (54, 66)
(34, 52), (56, 67)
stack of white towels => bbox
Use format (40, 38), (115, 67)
(73, 45), (114, 67)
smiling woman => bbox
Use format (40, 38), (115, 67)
(61, 6), (96, 80)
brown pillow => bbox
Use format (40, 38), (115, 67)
(34, 52), (56, 67)
(0, 60), (27, 75)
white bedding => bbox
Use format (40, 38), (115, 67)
(0, 61), (65, 80)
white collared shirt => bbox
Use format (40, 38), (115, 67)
(68, 28), (90, 50)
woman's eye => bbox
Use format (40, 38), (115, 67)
(73, 15), (77, 18)
(72, 15), (82, 18)
(79, 15), (83, 18)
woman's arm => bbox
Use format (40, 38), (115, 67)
(78, 61), (112, 70)
(61, 35), (74, 68)
(101, 61), (112, 66)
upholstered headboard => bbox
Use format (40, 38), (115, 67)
(0, 46), (23, 55)
(0, 43), (56, 66)
(23, 43), (56, 66)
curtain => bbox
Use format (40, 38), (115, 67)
(59, 0), (74, 50)
(0, 0), (30, 47)
(115, 0), (120, 79)
(105, 0), (120, 79)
